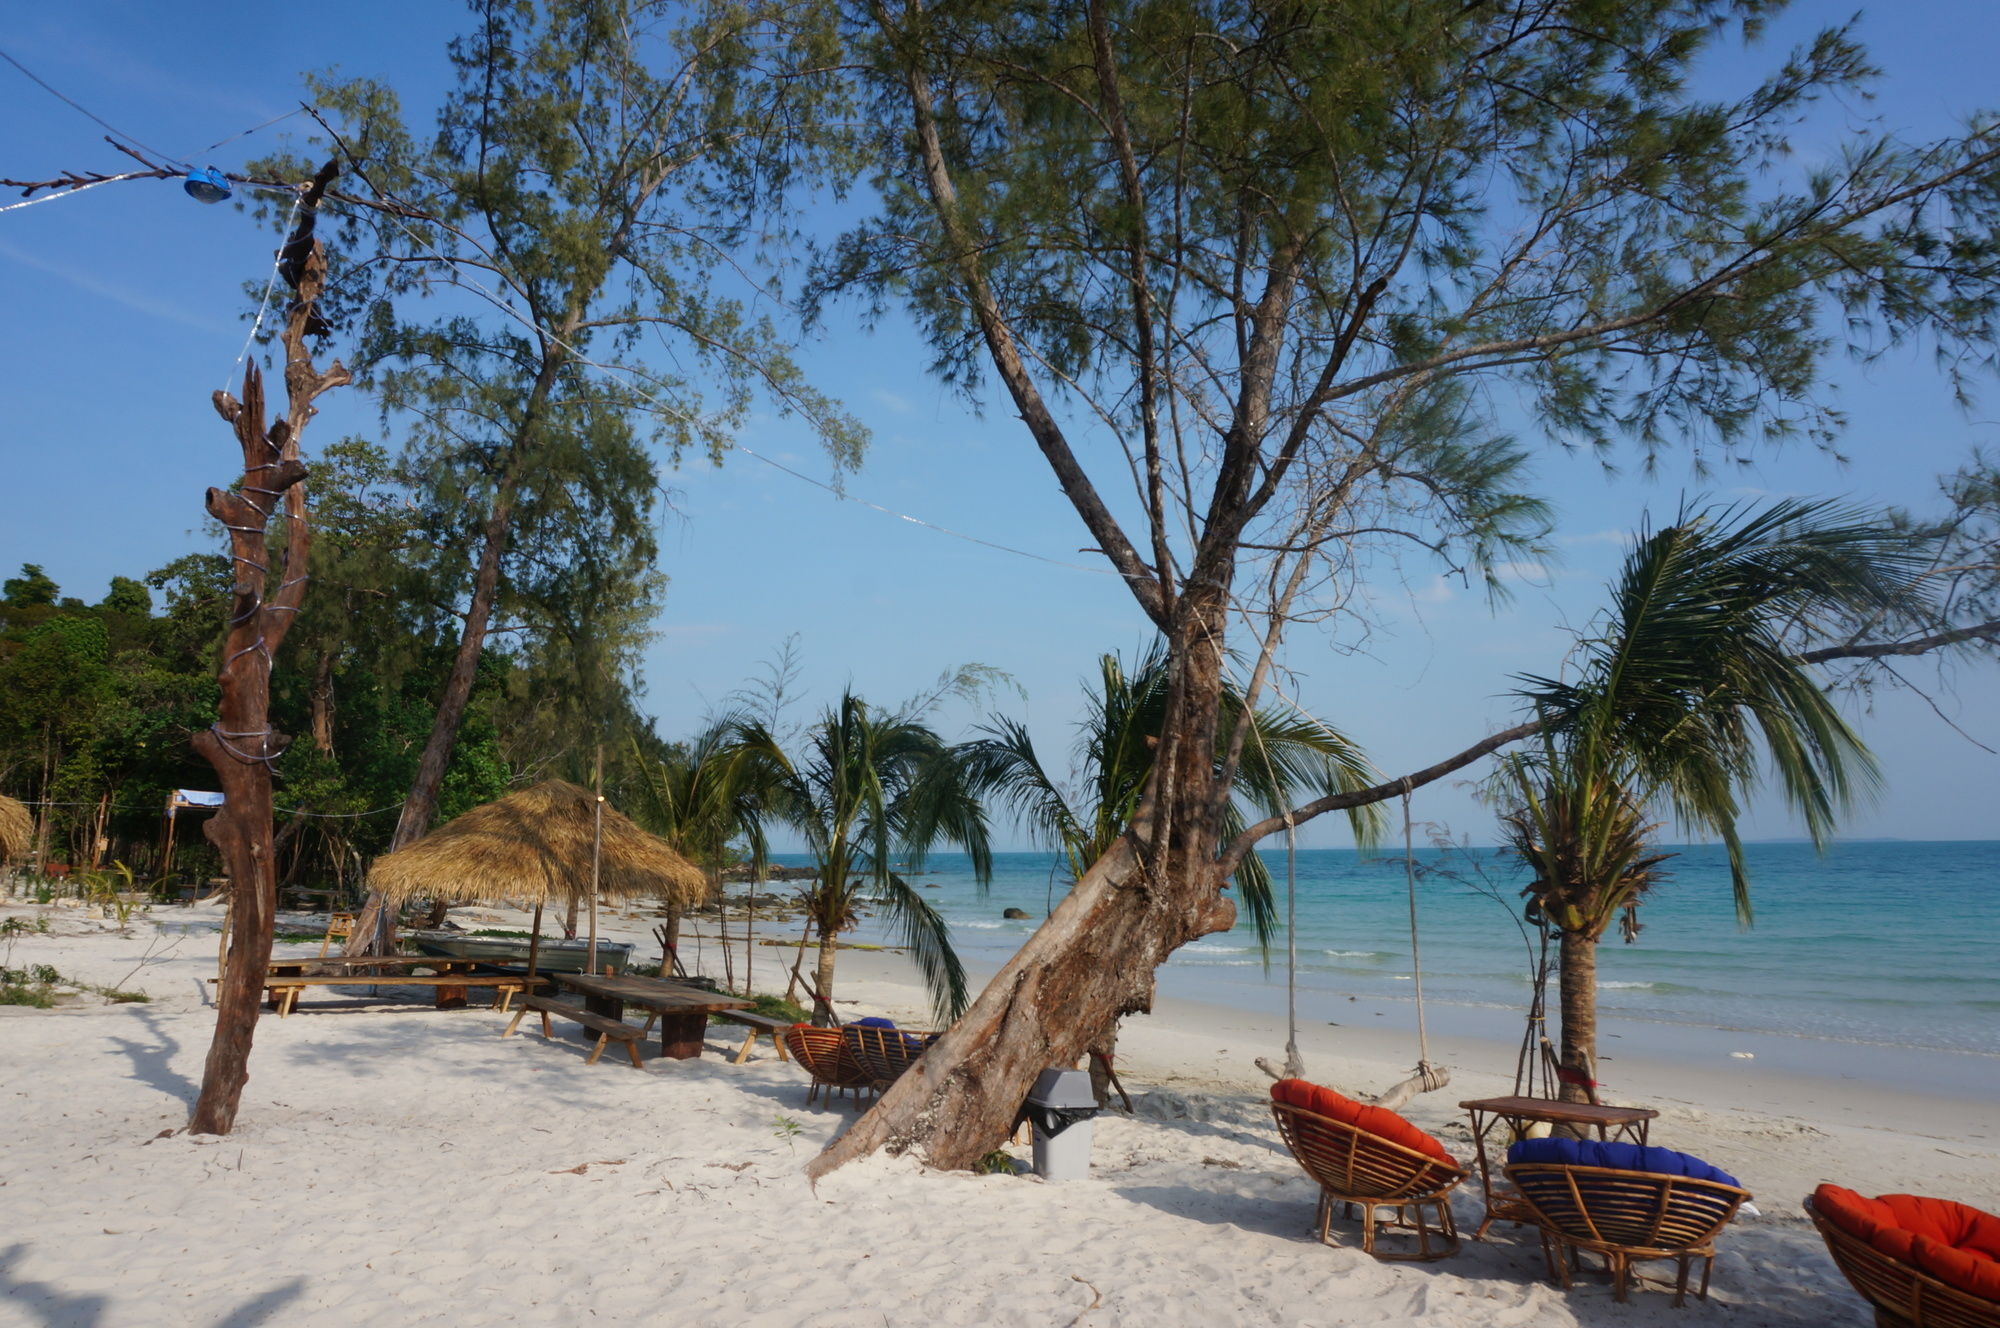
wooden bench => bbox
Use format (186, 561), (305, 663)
(211, 973), (530, 1017)
(503, 995), (646, 1069)
(638, 1007), (793, 1064)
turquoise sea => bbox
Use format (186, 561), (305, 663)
(783, 840), (2000, 1068)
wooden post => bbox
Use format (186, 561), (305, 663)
(527, 902), (544, 982)
(587, 744), (602, 975)
(187, 162), (350, 1136)
(159, 805), (179, 888)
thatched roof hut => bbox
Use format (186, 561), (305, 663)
(0, 794), (29, 862)
(367, 780), (708, 911)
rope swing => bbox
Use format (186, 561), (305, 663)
(1280, 811), (1305, 1080)
(1399, 777), (1449, 1101)
(1256, 780), (1449, 1105)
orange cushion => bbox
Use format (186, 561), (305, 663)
(1816, 1185), (2000, 1302)
(1270, 1079), (1456, 1166)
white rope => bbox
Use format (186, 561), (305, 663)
(1282, 812), (1302, 1078)
(1402, 777), (1443, 1087)
(0, 177), (122, 214)
(222, 194), (301, 391)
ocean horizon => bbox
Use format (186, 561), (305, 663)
(762, 839), (2000, 1069)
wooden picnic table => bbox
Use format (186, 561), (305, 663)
(1459, 1095), (1659, 1239)
(552, 972), (750, 1060)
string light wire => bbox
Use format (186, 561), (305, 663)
(0, 46), (187, 167)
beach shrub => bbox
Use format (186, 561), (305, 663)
(747, 993), (810, 1024)
(973, 1150), (1017, 1176)
(0, 977), (55, 1008)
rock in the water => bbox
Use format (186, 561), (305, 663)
(1002, 907), (1030, 919)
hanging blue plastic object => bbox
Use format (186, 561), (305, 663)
(182, 166), (232, 204)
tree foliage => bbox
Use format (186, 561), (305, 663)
(1499, 498), (1931, 1095)
(736, 691), (993, 1026)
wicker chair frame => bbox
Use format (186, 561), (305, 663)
(1805, 1195), (2000, 1328)
(782, 1025), (874, 1108)
(842, 1024), (938, 1092)
(1270, 1100), (1466, 1262)
(1504, 1161), (1751, 1306)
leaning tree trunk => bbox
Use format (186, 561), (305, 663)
(188, 175), (349, 1135)
(809, 600), (1234, 1177)
(1554, 929), (1599, 1107)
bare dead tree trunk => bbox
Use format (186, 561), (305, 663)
(188, 170), (349, 1135)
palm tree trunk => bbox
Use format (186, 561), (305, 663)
(811, 924), (839, 1025)
(1555, 931), (1599, 1106)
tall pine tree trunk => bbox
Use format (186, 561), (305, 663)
(346, 479), (515, 954)
(347, 338), (571, 956)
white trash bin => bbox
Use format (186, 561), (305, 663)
(1023, 1067), (1100, 1182)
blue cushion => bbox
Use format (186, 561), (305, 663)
(849, 1016), (897, 1029)
(1507, 1135), (1740, 1188)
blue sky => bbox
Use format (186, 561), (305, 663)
(2, 2), (1995, 848)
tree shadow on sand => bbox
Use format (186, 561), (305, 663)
(0, 1243), (306, 1328)
(103, 1006), (195, 1106)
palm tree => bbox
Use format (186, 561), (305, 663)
(628, 715), (775, 980)
(735, 691), (992, 1026)
(962, 646), (1381, 1097)
(1501, 499), (1926, 1102)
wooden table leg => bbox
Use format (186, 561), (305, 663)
(655, 1009), (706, 1059)
(582, 993), (626, 1023)
(435, 983), (469, 1010)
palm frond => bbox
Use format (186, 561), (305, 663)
(881, 871), (970, 1025)
(1514, 498), (1918, 925)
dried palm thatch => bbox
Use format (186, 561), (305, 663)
(367, 780), (708, 912)
(0, 794), (30, 862)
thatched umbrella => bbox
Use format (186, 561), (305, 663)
(367, 780), (707, 974)
(0, 794), (30, 863)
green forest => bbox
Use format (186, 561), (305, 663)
(0, 437), (667, 893)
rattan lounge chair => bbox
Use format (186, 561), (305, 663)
(842, 1022), (938, 1092)
(782, 1024), (874, 1107)
(1269, 1079), (1465, 1261)
(1806, 1186), (2000, 1328)
(1505, 1140), (1750, 1306)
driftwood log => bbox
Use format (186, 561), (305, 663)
(187, 163), (349, 1136)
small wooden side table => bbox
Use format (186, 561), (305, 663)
(1459, 1095), (1659, 1239)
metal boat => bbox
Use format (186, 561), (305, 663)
(409, 931), (634, 976)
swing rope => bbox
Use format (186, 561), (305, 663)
(1281, 811), (1304, 1080)
(1255, 779), (1448, 1104)
(1403, 778), (1446, 1091)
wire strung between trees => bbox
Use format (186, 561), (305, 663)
(0, 47), (188, 168)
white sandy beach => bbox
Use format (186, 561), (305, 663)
(1, 898), (1994, 1327)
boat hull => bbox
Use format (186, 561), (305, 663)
(410, 932), (634, 976)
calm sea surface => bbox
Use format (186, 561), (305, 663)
(777, 840), (2000, 1060)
